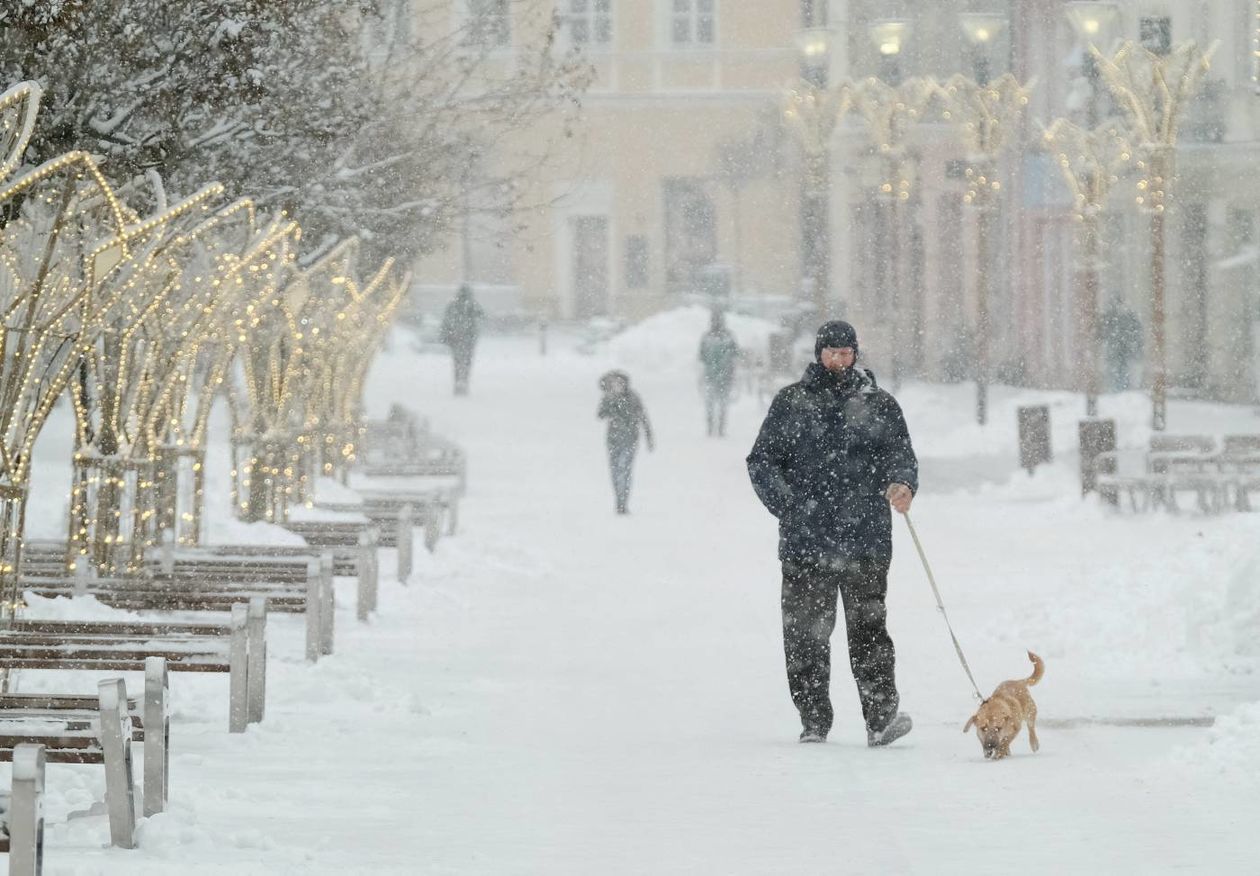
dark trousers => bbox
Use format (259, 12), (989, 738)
(703, 383), (731, 437)
(781, 557), (899, 735)
(452, 346), (475, 394)
(607, 442), (636, 512)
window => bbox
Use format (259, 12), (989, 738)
(561, 0), (613, 48)
(663, 178), (717, 293)
(625, 236), (649, 288)
(466, 0), (511, 49)
(670, 0), (716, 48)
(1139, 15), (1171, 55)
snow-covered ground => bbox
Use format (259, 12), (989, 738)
(14, 314), (1260, 873)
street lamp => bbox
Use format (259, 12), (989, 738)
(869, 19), (910, 84)
(1065, 2), (1120, 43)
(854, 24), (933, 385)
(941, 13), (1024, 424)
(1092, 40), (1217, 431)
(945, 13), (1021, 425)
(959, 12), (1007, 85)
(796, 26), (834, 86)
(1065, 2), (1119, 126)
(1059, 2), (1120, 418)
(787, 26), (843, 319)
(1044, 119), (1129, 417)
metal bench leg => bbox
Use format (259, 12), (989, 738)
(305, 560), (322, 663)
(247, 597), (268, 724)
(1124, 486), (1141, 512)
(9, 743), (46, 875)
(98, 678), (137, 848)
(424, 505), (440, 553)
(357, 531), (378, 622)
(447, 496), (460, 536)
(397, 505), (414, 585)
(229, 603), (249, 733)
(320, 554), (335, 656)
(143, 657), (169, 817)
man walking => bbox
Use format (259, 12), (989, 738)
(698, 310), (740, 437)
(746, 320), (918, 745)
(440, 284), (485, 395)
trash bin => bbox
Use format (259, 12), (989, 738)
(1079, 418), (1117, 496)
(1017, 405), (1052, 475)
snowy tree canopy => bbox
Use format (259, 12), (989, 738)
(0, 0), (590, 265)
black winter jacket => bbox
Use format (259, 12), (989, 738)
(746, 363), (918, 565)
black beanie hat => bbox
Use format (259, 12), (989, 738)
(814, 320), (859, 362)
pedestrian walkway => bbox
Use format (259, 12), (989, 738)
(47, 330), (1259, 873)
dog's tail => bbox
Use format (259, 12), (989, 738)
(1026, 651), (1044, 686)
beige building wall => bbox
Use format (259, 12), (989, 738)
(411, 0), (807, 322)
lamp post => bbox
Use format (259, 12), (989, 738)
(1060, 2), (1120, 417)
(854, 23), (932, 386)
(789, 25), (840, 319)
(1092, 40), (1217, 431)
(959, 13), (1006, 86)
(1044, 120), (1128, 417)
(953, 13), (1018, 426)
(1065, 2), (1120, 126)
(869, 19), (911, 85)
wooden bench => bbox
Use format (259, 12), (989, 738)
(278, 521), (381, 620)
(20, 566), (334, 663)
(0, 661), (167, 850)
(0, 743), (47, 871)
(312, 497), (426, 577)
(360, 413), (467, 487)
(20, 539), (336, 661)
(358, 414), (468, 497)
(0, 607), (265, 733)
(153, 539), (377, 625)
(1096, 433), (1260, 513)
(345, 477), (462, 540)
(357, 447), (466, 496)
(0, 661), (168, 822)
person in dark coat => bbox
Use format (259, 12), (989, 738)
(439, 284), (485, 395)
(698, 310), (740, 437)
(1101, 295), (1143, 392)
(598, 370), (654, 514)
(746, 320), (918, 746)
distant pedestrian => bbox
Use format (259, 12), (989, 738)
(1101, 296), (1143, 392)
(439, 284), (485, 395)
(698, 310), (740, 437)
(747, 320), (918, 747)
(598, 370), (654, 515)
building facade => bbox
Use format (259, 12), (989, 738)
(413, 0), (1260, 401)
(412, 0), (807, 324)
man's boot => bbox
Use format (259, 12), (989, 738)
(867, 712), (913, 747)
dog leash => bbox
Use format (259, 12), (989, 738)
(903, 513), (986, 701)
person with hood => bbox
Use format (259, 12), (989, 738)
(698, 309), (741, 437)
(746, 320), (918, 746)
(439, 284), (485, 395)
(598, 370), (654, 515)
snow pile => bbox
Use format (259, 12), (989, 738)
(608, 305), (777, 375)
(1169, 701), (1260, 782)
(1188, 538), (1260, 658)
(201, 514), (308, 547)
(311, 476), (363, 504)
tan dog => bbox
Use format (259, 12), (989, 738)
(963, 651), (1044, 760)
